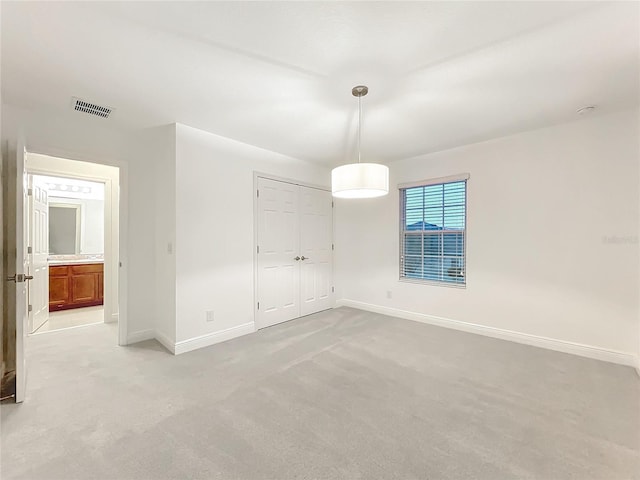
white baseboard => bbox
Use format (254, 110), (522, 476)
(154, 330), (176, 354)
(337, 299), (639, 368)
(126, 324), (256, 355)
(106, 312), (119, 324)
(126, 329), (155, 345)
(173, 322), (256, 355)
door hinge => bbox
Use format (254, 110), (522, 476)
(257, 245), (260, 254)
(332, 243), (334, 251)
(332, 201), (334, 208)
(332, 286), (334, 293)
(27, 246), (32, 254)
(27, 188), (33, 196)
(28, 304), (33, 313)
(257, 302), (260, 310)
(257, 189), (259, 198)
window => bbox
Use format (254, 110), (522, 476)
(400, 174), (468, 286)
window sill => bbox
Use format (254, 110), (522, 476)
(398, 277), (466, 289)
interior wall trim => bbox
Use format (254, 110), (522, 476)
(337, 299), (639, 368)
(154, 330), (176, 355)
(126, 329), (155, 345)
(128, 324), (256, 356)
(172, 322), (256, 355)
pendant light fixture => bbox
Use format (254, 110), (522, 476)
(331, 85), (389, 199)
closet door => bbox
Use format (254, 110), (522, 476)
(299, 186), (333, 316)
(256, 178), (300, 329)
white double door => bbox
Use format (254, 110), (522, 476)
(256, 177), (333, 329)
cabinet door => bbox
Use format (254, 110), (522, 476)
(71, 273), (98, 304)
(98, 272), (104, 301)
(49, 276), (70, 308)
(49, 266), (70, 310)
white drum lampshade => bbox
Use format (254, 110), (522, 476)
(331, 163), (389, 198)
(331, 85), (389, 199)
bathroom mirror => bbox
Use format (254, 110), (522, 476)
(42, 174), (106, 256)
(49, 204), (81, 255)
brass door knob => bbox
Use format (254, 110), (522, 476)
(294, 256), (301, 261)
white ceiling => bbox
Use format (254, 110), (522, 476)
(2, 2), (638, 165)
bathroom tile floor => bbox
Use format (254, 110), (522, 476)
(33, 306), (104, 333)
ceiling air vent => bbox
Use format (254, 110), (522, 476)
(71, 97), (113, 118)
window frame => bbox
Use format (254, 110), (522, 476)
(399, 174), (469, 288)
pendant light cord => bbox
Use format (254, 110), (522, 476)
(358, 94), (362, 163)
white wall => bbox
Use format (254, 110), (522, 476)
(1, 106), (330, 352)
(151, 125), (177, 346)
(336, 109), (640, 361)
(174, 124), (329, 345)
(8, 101), (637, 365)
(1, 103), (165, 343)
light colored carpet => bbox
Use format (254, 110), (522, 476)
(1, 307), (638, 479)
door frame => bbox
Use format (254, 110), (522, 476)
(25, 151), (126, 346)
(252, 172), (334, 330)
(0, 140), (4, 388)
(15, 139), (27, 402)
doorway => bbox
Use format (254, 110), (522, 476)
(2, 145), (124, 403)
(28, 174), (107, 334)
(255, 176), (334, 329)
(25, 153), (120, 340)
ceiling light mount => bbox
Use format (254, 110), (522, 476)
(331, 85), (389, 199)
(577, 105), (596, 116)
(352, 85), (369, 97)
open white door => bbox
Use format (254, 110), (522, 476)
(27, 174), (49, 333)
(10, 141), (30, 403)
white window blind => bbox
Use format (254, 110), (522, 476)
(400, 178), (467, 285)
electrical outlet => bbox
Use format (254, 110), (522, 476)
(386, 290), (393, 299)
(206, 310), (215, 322)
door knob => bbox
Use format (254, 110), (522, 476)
(294, 256), (301, 261)
(301, 256), (308, 261)
(6, 274), (32, 283)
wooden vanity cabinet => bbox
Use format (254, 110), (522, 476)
(49, 263), (104, 311)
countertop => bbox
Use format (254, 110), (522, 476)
(48, 259), (105, 265)
(48, 255), (104, 265)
